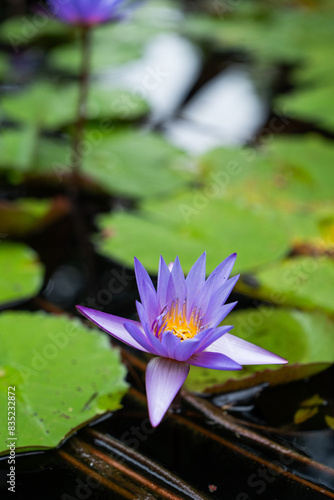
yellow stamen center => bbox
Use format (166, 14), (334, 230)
(158, 299), (203, 341)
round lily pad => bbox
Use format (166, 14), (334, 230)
(96, 194), (290, 274)
(185, 308), (334, 393)
(0, 242), (44, 305)
(0, 311), (129, 455)
(238, 257), (334, 315)
(2, 83), (148, 129)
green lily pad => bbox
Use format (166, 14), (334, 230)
(325, 415), (334, 430)
(0, 53), (9, 80)
(238, 256), (334, 315)
(0, 199), (49, 236)
(48, 0), (174, 74)
(82, 129), (189, 198)
(0, 198), (70, 237)
(185, 308), (334, 393)
(1, 83), (148, 129)
(1, 84), (78, 129)
(199, 135), (334, 248)
(0, 311), (129, 455)
(184, 5), (333, 61)
(96, 192), (290, 274)
(0, 127), (38, 174)
(0, 16), (71, 48)
(1, 126), (186, 198)
(277, 85), (334, 132)
(201, 135), (334, 207)
(0, 243), (44, 305)
(49, 23), (143, 74)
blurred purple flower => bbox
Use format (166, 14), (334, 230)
(47, 0), (134, 26)
(77, 253), (287, 427)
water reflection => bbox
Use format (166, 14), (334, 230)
(103, 33), (201, 125)
(103, 31), (266, 154)
(43, 264), (85, 307)
(165, 65), (267, 154)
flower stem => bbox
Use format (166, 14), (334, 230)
(72, 25), (91, 179)
(67, 26), (96, 293)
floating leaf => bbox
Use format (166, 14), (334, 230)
(0, 16), (71, 47)
(48, 0), (172, 75)
(0, 311), (129, 455)
(0, 242), (44, 305)
(1, 83), (148, 129)
(49, 22), (143, 73)
(277, 85), (334, 132)
(0, 53), (9, 80)
(1, 127), (186, 198)
(325, 415), (334, 430)
(294, 407), (319, 425)
(0, 127), (38, 174)
(183, 3), (334, 65)
(86, 86), (149, 122)
(82, 129), (189, 198)
(200, 135), (334, 208)
(184, 308), (334, 393)
(200, 136), (334, 249)
(238, 256), (334, 314)
(0, 198), (70, 237)
(96, 193), (290, 274)
(300, 394), (325, 407)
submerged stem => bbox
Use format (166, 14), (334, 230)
(72, 26), (91, 178)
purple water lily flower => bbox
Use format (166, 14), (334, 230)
(77, 253), (287, 427)
(48, 0), (134, 26)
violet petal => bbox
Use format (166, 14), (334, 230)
(196, 325), (234, 353)
(188, 351), (242, 370)
(160, 331), (179, 359)
(137, 278), (158, 326)
(170, 256), (187, 304)
(146, 357), (190, 427)
(136, 301), (168, 357)
(134, 257), (156, 294)
(207, 301), (238, 329)
(209, 253), (237, 295)
(76, 305), (148, 352)
(157, 255), (171, 311)
(208, 333), (288, 365)
(124, 322), (156, 354)
(204, 275), (239, 324)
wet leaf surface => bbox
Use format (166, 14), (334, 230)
(1, 83), (148, 129)
(0, 198), (70, 237)
(0, 242), (44, 306)
(96, 194), (291, 274)
(0, 312), (128, 455)
(185, 308), (334, 392)
(238, 257), (334, 314)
